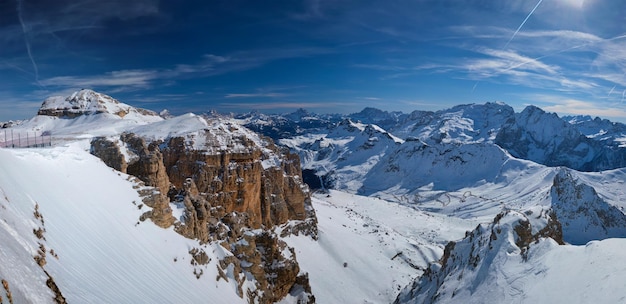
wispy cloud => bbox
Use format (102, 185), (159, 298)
(225, 93), (288, 98)
(37, 47), (333, 91)
(534, 96), (626, 119)
(0, 93), (46, 120)
(40, 69), (158, 89)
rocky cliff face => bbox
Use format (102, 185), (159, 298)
(91, 125), (317, 303)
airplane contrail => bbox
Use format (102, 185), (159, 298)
(16, 0), (40, 85)
(608, 85), (616, 96)
(503, 0), (544, 49)
(471, 82), (478, 93)
(472, 0), (544, 93)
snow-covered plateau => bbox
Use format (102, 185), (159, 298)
(2, 90), (626, 303)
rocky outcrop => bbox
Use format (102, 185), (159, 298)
(91, 134), (175, 228)
(396, 210), (563, 304)
(91, 137), (128, 172)
(218, 231), (315, 303)
(160, 136), (316, 233)
(122, 134), (171, 196)
(90, 126), (317, 303)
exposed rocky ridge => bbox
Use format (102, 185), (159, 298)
(551, 169), (626, 244)
(395, 210), (563, 304)
(90, 128), (317, 303)
(37, 89), (158, 118)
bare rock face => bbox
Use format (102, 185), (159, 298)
(90, 125), (318, 303)
(122, 134), (171, 196)
(218, 231), (315, 303)
(161, 136), (317, 233)
(162, 136), (265, 228)
(91, 137), (128, 172)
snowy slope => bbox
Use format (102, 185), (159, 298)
(283, 191), (477, 304)
(564, 115), (626, 147)
(280, 119), (403, 192)
(395, 210), (626, 304)
(0, 145), (244, 303)
(496, 106), (626, 171)
(4, 92), (626, 303)
(392, 102), (515, 144)
(38, 89), (159, 119)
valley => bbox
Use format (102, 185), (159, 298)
(2, 90), (626, 303)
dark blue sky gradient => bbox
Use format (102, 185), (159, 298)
(1, 0), (625, 121)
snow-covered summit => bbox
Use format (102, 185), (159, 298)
(38, 89), (159, 118)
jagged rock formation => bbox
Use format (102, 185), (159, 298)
(495, 106), (626, 171)
(90, 125), (317, 303)
(37, 89), (158, 118)
(551, 169), (626, 244)
(218, 231), (315, 303)
(395, 210), (563, 304)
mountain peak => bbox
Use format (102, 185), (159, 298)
(37, 89), (157, 118)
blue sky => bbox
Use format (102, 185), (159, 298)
(1, 0), (625, 121)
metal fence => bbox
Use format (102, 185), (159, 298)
(0, 130), (52, 148)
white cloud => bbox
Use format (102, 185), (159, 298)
(40, 69), (158, 89)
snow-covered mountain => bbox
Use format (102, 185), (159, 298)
(495, 106), (626, 171)
(3, 91), (626, 303)
(261, 101), (626, 302)
(38, 89), (159, 118)
(563, 114), (626, 147)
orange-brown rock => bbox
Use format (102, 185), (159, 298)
(91, 135), (175, 228)
(162, 136), (316, 232)
(122, 134), (171, 196)
(219, 231), (315, 304)
(90, 128), (317, 302)
(91, 137), (128, 173)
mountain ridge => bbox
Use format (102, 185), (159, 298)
(2, 90), (626, 303)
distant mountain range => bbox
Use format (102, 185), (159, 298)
(2, 90), (626, 303)
(239, 102), (626, 172)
